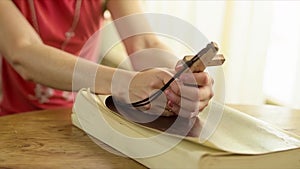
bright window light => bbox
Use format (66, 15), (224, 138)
(263, 1), (300, 108)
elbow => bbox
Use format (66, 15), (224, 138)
(13, 65), (33, 82)
(5, 39), (43, 81)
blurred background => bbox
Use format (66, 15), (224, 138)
(101, 0), (300, 109)
(1, 1), (299, 109)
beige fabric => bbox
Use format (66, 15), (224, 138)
(74, 89), (300, 154)
(72, 89), (300, 169)
(197, 103), (300, 154)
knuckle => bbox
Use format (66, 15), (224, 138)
(168, 91), (180, 104)
(141, 93), (149, 99)
(149, 81), (157, 88)
(203, 73), (210, 84)
(209, 90), (214, 98)
(199, 102), (208, 112)
(171, 84), (180, 95)
(175, 96), (181, 105)
(172, 106), (179, 114)
(144, 104), (151, 110)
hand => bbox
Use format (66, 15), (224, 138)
(113, 67), (213, 118)
(165, 63), (214, 117)
(127, 68), (179, 116)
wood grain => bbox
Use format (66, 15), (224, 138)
(0, 105), (299, 169)
(0, 108), (146, 169)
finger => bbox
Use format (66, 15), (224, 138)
(166, 100), (193, 117)
(131, 87), (166, 112)
(181, 100), (209, 117)
(165, 91), (199, 113)
(166, 81), (213, 106)
(165, 88), (181, 105)
(134, 103), (151, 112)
(177, 102), (200, 118)
(178, 109), (197, 118)
(157, 69), (181, 96)
(166, 88), (212, 115)
(167, 83), (201, 102)
(198, 99), (210, 112)
(164, 78), (181, 96)
(166, 101), (197, 118)
(168, 98), (210, 118)
(179, 72), (212, 86)
(175, 60), (185, 72)
(198, 85), (214, 101)
(145, 101), (176, 117)
(163, 109), (177, 116)
(145, 104), (168, 116)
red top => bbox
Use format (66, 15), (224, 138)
(0, 0), (104, 115)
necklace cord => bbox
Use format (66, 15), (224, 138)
(28, 0), (82, 50)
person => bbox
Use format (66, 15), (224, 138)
(0, 0), (214, 117)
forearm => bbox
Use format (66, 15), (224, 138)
(107, 0), (179, 69)
(106, 0), (149, 54)
(0, 0), (133, 95)
(6, 42), (133, 95)
(10, 43), (75, 90)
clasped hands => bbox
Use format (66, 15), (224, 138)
(113, 61), (214, 119)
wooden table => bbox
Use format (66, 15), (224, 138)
(0, 105), (299, 169)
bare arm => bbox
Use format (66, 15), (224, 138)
(0, 1), (182, 114)
(107, 0), (178, 69)
(0, 0), (213, 117)
(107, 0), (215, 116)
(0, 0), (130, 94)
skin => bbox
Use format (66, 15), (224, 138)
(0, 0), (214, 118)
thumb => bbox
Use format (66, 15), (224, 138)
(175, 60), (185, 72)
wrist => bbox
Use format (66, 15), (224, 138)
(94, 66), (135, 95)
(124, 35), (179, 70)
(123, 34), (161, 54)
(110, 69), (137, 102)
